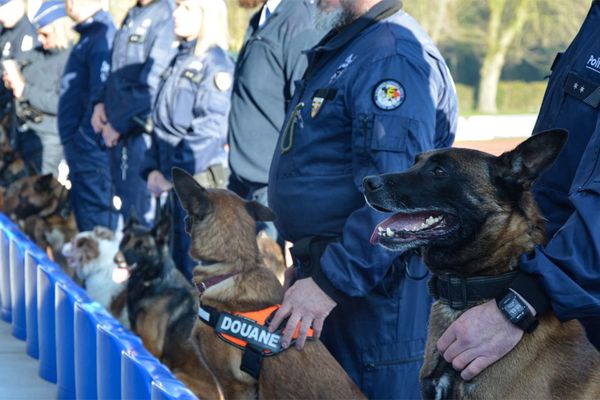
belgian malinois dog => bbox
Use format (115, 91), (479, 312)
(172, 167), (365, 400)
(110, 215), (223, 399)
(3, 173), (77, 270)
(364, 130), (600, 399)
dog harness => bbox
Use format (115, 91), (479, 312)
(198, 303), (315, 379)
(428, 270), (520, 310)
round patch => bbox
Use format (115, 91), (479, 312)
(373, 80), (405, 110)
(214, 72), (233, 92)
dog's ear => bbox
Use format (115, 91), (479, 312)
(171, 167), (207, 212)
(34, 173), (55, 192)
(152, 216), (171, 246)
(245, 200), (277, 222)
(498, 129), (568, 187)
(92, 226), (114, 241)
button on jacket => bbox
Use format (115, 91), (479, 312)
(520, 0), (600, 348)
(101, 0), (176, 136)
(268, 1), (457, 398)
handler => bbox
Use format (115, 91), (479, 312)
(268, 0), (458, 398)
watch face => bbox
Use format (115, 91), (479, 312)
(504, 297), (526, 320)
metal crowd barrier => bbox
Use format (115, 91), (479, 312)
(0, 213), (197, 399)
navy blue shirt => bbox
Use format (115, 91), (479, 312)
(520, 0), (600, 334)
(269, 0), (457, 297)
(58, 11), (116, 145)
(147, 41), (233, 178)
(101, 0), (176, 136)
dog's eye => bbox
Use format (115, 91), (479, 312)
(432, 166), (447, 177)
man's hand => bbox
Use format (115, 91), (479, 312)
(437, 299), (523, 381)
(147, 170), (173, 195)
(2, 70), (25, 98)
(268, 277), (336, 350)
(101, 122), (121, 147)
(91, 103), (107, 133)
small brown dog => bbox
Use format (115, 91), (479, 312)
(364, 130), (600, 399)
(172, 167), (365, 400)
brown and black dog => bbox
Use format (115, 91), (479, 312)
(110, 216), (223, 399)
(0, 141), (28, 189)
(3, 173), (77, 270)
(364, 130), (600, 399)
(172, 167), (365, 400)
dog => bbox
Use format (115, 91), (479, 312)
(363, 130), (600, 399)
(3, 173), (77, 271)
(110, 215), (223, 399)
(0, 141), (28, 189)
(62, 226), (123, 310)
(171, 167), (365, 400)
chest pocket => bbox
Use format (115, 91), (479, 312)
(171, 83), (197, 130)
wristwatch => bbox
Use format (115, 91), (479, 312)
(495, 290), (539, 333)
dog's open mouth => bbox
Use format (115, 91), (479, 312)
(370, 211), (459, 245)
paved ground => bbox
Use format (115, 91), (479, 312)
(0, 320), (56, 400)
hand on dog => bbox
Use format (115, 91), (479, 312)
(3, 70), (25, 99)
(437, 299), (523, 381)
(101, 122), (121, 147)
(269, 277), (336, 350)
(91, 103), (107, 133)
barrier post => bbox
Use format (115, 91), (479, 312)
(9, 232), (31, 340)
(24, 247), (50, 359)
(0, 220), (13, 322)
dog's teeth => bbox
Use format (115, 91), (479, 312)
(378, 226), (384, 233)
(386, 227), (394, 237)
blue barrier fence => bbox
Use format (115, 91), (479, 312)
(0, 213), (197, 399)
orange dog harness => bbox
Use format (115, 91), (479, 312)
(198, 303), (315, 378)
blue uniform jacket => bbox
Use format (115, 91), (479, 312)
(58, 11), (116, 145)
(146, 41), (233, 179)
(100, 0), (176, 136)
(268, 1), (457, 397)
(520, 0), (600, 345)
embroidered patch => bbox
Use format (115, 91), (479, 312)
(311, 96), (324, 118)
(329, 54), (356, 83)
(373, 80), (405, 110)
(214, 72), (232, 91)
(21, 35), (33, 52)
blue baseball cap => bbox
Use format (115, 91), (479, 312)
(32, 1), (67, 29)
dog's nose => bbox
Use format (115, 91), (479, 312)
(363, 175), (384, 192)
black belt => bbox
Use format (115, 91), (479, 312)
(428, 271), (520, 310)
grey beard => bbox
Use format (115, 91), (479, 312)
(314, 6), (355, 31)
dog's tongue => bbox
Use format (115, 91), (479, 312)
(370, 212), (434, 245)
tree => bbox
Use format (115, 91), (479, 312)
(477, 0), (532, 113)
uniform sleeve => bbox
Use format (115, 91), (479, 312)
(316, 54), (446, 299)
(21, 56), (61, 114)
(88, 37), (112, 116)
(110, 19), (175, 136)
(520, 152), (600, 320)
(185, 62), (233, 172)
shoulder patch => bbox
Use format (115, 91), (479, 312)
(373, 80), (405, 111)
(21, 35), (33, 52)
(214, 72), (232, 92)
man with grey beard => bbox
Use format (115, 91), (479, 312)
(268, 0), (457, 398)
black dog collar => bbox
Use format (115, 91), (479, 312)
(428, 271), (520, 310)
